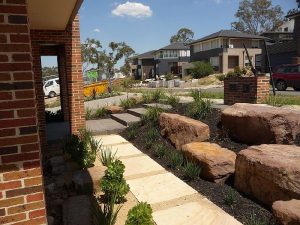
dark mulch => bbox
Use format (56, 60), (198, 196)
(120, 108), (279, 225)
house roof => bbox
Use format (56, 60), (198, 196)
(136, 50), (156, 59)
(158, 42), (190, 51)
(190, 30), (264, 45)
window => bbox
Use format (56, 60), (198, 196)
(210, 57), (219, 67)
(45, 81), (53, 87)
(55, 79), (60, 85)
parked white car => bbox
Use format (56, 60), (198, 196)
(43, 78), (60, 98)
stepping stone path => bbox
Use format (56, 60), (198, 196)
(93, 134), (242, 225)
(87, 103), (172, 134)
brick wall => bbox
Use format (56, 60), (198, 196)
(0, 0), (46, 224)
(224, 76), (270, 105)
(30, 15), (85, 144)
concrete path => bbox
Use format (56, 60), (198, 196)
(94, 134), (242, 225)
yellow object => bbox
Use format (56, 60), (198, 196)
(83, 81), (109, 97)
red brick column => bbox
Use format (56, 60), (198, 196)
(0, 0), (46, 224)
(224, 76), (270, 105)
(65, 16), (85, 134)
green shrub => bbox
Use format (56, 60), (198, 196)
(144, 127), (160, 149)
(94, 107), (108, 119)
(245, 212), (269, 225)
(142, 91), (153, 103)
(224, 189), (238, 206)
(166, 95), (180, 108)
(85, 108), (94, 120)
(167, 151), (184, 169)
(92, 192), (121, 225)
(183, 161), (201, 181)
(142, 107), (164, 125)
(190, 61), (214, 79)
(216, 74), (226, 81)
(64, 129), (101, 169)
(165, 73), (174, 81)
(99, 146), (117, 167)
(127, 123), (140, 140)
(125, 202), (154, 225)
(151, 89), (166, 102)
(154, 144), (166, 158)
(226, 66), (247, 78)
(100, 160), (129, 202)
(187, 98), (212, 120)
(120, 98), (137, 109)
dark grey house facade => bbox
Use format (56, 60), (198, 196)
(187, 30), (264, 74)
(130, 42), (190, 79)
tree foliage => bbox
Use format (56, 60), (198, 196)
(170, 28), (194, 44)
(81, 38), (102, 73)
(42, 66), (58, 78)
(231, 0), (284, 34)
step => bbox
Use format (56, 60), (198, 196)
(111, 113), (141, 127)
(127, 108), (148, 117)
(143, 103), (172, 110)
(86, 119), (126, 135)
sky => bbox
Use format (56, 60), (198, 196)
(41, 0), (297, 68)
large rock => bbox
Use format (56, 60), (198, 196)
(272, 199), (300, 225)
(72, 165), (106, 194)
(159, 113), (210, 149)
(181, 142), (236, 183)
(105, 105), (124, 114)
(235, 145), (300, 206)
(221, 103), (300, 145)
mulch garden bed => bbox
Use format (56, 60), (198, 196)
(120, 108), (279, 225)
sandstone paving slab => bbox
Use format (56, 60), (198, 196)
(104, 143), (143, 158)
(122, 155), (166, 178)
(94, 134), (128, 146)
(127, 108), (147, 117)
(86, 119), (126, 135)
(111, 113), (141, 126)
(153, 201), (242, 225)
(127, 172), (197, 204)
(143, 103), (172, 110)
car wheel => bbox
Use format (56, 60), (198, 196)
(276, 80), (287, 91)
(293, 87), (300, 91)
(49, 91), (56, 98)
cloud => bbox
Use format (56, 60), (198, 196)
(112, 1), (153, 18)
(93, 28), (100, 32)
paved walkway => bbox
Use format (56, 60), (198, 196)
(93, 134), (242, 225)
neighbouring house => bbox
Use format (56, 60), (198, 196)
(130, 50), (156, 80)
(0, 0), (85, 224)
(130, 42), (190, 79)
(185, 30), (264, 75)
(153, 42), (190, 76)
(261, 10), (300, 71)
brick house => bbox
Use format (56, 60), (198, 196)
(0, 0), (85, 224)
(186, 30), (264, 74)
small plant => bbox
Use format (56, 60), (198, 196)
(190, 61), (214, 79)
(144, 127), (160, 149)
(142, 91), (153, 103)
(120, 98), (137, 109)
(65, 129), (101, 169)
(98, 146), (117, 167)
(92, 192), (121, 225)
(142, 107), (164, 126)
(224, 188), (238, 206)
(166, 95), (180, 108)
(125, 202), (154, 225)
(187, 98), (212, 120)
(94, 107), (108, 118)
(165, 73), (174, 81)
(154, 144), (166, 158)
(245, 212), (269, 225)
(85, 108), (94, 120)
(100, 159), (129, 202)
(127, 123), (139, 140)
(183, 161), (201, 181)
(151, 89), (165, 102)
(216, 74), (226, 81)
(167, 151), (184, 169)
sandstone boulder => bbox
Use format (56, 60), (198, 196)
(221, 103), (300, 145)
(182, 142), (236, 183)
(272, 199), (300, 225)
(105, 105), (124, 114)
(235, 145), (300, 206)
(159, 113), (210, 149)
(72, 165), (106, 194)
